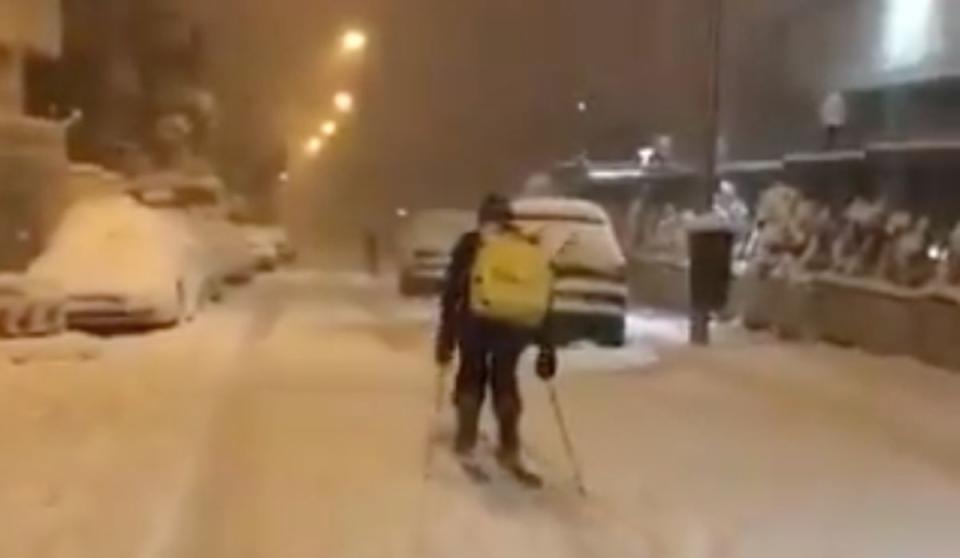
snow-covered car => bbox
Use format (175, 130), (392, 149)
(129, 173), (258, 285)
(268, 227), (296, 264)
(245, 228), (279, 271)
(243, 226), (295, 271)
(129, 170), (229, 218)
(397, 209), (474, 296)
(29, 196), (216, 330)
(0, 274), (66, 337)
(512, 197), (628, 347)
(191, 217), (258, 284)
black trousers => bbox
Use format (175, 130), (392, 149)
(454, 318), (530, 455)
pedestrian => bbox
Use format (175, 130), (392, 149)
(820, 91), (847, 150)
(364, 229), (380, 276)
(435, 194), (557, 485)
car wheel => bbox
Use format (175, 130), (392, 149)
(23, 305), (45, 337)
(187, 280), (205, 322)
(11, 307), (30, 338)
(50, 306), (67, 335)
(175, 281), (191, 325)
(598, 331), (626, 348)
(208, 280), (225, 304)
(398, 275), (416, 297)
(597, 319), (627, 348)
(0, 308), (12, 338)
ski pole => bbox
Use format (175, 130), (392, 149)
(422, 364), (449, 480)
(547, 381), (588, 497)
(433, 363), (449, 413)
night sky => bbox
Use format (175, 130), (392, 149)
(203, 0), (722, 222)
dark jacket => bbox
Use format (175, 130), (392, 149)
(437, 230), (553, 354)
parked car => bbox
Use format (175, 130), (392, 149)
(397, 209), (474, 296)
(129, 173), (258, 285)
(512, 197), (628, 347)
(243, 226), (295, 271)
(192, 217), (258, 284)
(29, 196), (215, 330)
(0, 274), (65, 337)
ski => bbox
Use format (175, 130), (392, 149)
(457, 456), (492, 484)
(497, 459), (544, 489)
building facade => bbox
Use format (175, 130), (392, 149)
(0, 0), (66, 270)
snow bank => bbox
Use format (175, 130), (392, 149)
(0, 303), (250, 557)
(0, 333), (99, 364)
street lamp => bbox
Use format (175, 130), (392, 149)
(334, 91), (355, 113)
(341, 30), (368, 53)
(304, 136), (324, 156)
(321, 120), (338, 137)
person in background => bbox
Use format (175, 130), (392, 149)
(820, 91), (847, 150)
(435, 194), (556, 484)
(364, 229), (380, 276)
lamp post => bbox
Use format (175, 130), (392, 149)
(702, 0), (725, 213)
(688, 0), (728, 346)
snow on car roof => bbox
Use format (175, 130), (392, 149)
(128, 171), (226, 193)
(511, 197), (610, 225)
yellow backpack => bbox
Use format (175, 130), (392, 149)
(470, 228), (553, 328)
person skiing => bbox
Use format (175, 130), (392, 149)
(435, 194), (557, 484)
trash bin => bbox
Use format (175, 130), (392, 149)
(687, 219), (736, 344)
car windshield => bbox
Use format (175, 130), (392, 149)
(405, 211), (473, 249)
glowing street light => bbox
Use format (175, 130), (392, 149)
(321, 120), (338, 137)
(342, 30), (368, 53)
(334, 91), (355, 113)
(304, 136), (324, 156)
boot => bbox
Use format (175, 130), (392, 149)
(495, 416), (542, 488)
(496, 414), (522, 467)
(454, 400), (481, 457)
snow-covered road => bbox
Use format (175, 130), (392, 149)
(2, 271), (959, 557)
